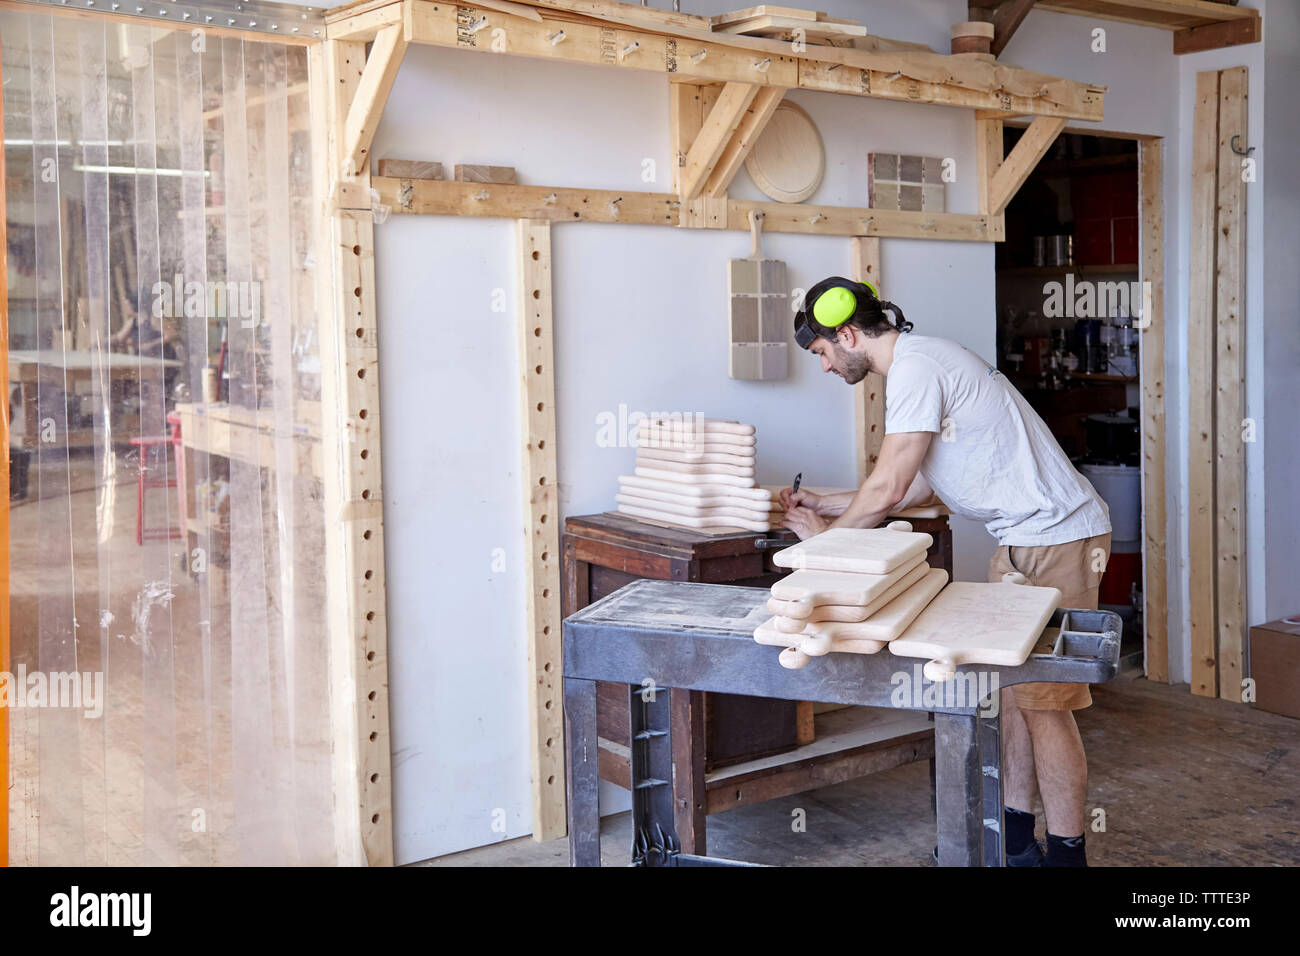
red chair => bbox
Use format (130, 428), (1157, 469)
(129, 416), (184, 545)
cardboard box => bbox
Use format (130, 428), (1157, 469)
(1249, 616), (1300, 719)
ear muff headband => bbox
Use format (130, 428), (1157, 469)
(809, 279), (879, 328)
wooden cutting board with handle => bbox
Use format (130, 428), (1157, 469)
(772, 523), (931, 574)
(617, 502), (771, 532)
(800, 568), (949, 649)
(768, 560), (930, 629)
(768, 552), (927, 610)
(615, 494), (774, 523)
(635, 466), (756, 488)
(620, 474), (773, 501)
(635, 457), (755, 478)
(888, 574), (1061, 681)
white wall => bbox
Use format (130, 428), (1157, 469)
(360, 0), (1281, 860)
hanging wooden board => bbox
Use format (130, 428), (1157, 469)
(744, 100), (825, 204)
(888, 580), (1061, 681)
(772, 525), (932, 574)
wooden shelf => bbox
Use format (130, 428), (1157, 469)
(1033, 0), (1261, 54)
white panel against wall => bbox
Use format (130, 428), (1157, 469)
(375, 215), (533, 864)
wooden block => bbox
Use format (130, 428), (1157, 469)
(454, 164), (518, 184)
(1249, 619), (1300, 719)
(376, 159), (444, 179)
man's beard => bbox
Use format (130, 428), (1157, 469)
(832, 343), (872, 385)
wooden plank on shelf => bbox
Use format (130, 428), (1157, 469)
(987, 115), (1066, 216)
(377, 159), (444, 179)
(679, 82), (761, 199)
(726, 198), (1002, 241)
(1037, 0), (1257, 31)
(1138, 137), (1168, 684)
(1214, 66), (1247, 703)
(1187, 69), (1218, 699)
(455, 164), (519, 184)
(341, 23), (408, 177)
(850, 237), (884, 486)
(517, 219), (567, 841)
(716, 15), (868, 40)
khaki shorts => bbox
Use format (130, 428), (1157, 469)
(988, 532), (1111, 712)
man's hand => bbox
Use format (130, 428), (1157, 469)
(782, 504), (829, 540)
(779, 487), (823, 514)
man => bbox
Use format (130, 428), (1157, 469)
(781, 276), (1111, 868)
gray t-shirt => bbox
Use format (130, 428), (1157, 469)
(884, 333), (1111, 547)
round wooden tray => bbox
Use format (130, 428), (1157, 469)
(744, 100), (825, 204)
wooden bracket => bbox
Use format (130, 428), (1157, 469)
(678, 82), (761, 200)
(341, 23), (408, 178)
(986, 115), (1065, 216)
(702, 85), (786, 198)
(988, 0), (1037, 57)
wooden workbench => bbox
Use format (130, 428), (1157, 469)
(562, 509), (953, 855)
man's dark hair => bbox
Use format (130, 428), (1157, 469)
(798, 276), (913, 344)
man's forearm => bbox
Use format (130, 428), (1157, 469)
(828, 481), (902, 530)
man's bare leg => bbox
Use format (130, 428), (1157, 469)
(1020, 708), (1087, 837)
(1000, 687), (1037, 811)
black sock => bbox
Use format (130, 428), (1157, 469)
(1045, 831), (1087, 867)
(1004, 806), (1036, 856)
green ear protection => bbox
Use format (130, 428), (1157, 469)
(812, 282), (878, 328)
(794, 277), (881, 348)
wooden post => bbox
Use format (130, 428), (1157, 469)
(1138, 137), (1168, 684)
(850, 237), (884, 485)
(1187, 70), (1219, 698)
(516, 219), (566, 840)
(1214, 67), (1248, 702)
(311, 36), (396, 865)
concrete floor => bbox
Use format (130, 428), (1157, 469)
(418, 674), (1300, 867)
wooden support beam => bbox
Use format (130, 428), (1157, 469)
(850, 237), (885, 486)
(405, 0), (1105, 120)
(987, 115), (1065, 215)
(975, 116), (1004, 216)
(341, 23), (408, 177)
(989, 0), (1037, 57)
(1138, 137), (1167, 684)
(1174, 17), (1261, 55)
(1214, 66), (1248, 703)
(516, 219), (567, 841)
(370, 176), (1004, 240)
(678, 82), (760, 199)
(1187, 69), (1219, 698)
(670, 81), (706, 194)
(701, 85), (786, 198)
(326, 0), (405, 41)
(313, 36), (396, 865)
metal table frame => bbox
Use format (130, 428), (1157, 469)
(563, 579), (1121, 867)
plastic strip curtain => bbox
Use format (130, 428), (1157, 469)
(2, 9), (334, 865)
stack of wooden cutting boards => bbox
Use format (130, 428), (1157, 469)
(615, 416), (779, 533)
(754, 524), (949, 669)
(755, 524), (1065, 678)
